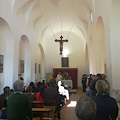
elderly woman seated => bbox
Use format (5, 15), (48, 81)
(7, 80), (33, 120)
(92, 80), (118, 120)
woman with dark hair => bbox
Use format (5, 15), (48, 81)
(35, 87), (44, 108)
(0, 96), (7, 119)
(35, 82), (42, 93)
(29, 82), (35, 92)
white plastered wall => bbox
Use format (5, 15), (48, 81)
(35, 45), (41, 83)
(0, 18), (6, 93)
(0, 17), (14, 93)
(110, 0), (120, 95)
(88, 0), (120, 95)
(0, 1), (41, 93)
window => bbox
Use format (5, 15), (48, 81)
(90, 10), (93, 24)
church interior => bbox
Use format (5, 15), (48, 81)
(0, 0), (120, 95)
(0, 0), (120, 119)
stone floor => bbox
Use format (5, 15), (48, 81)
(55, 90), (86, 120)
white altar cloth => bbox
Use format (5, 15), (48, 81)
(61, 80), (73, 88)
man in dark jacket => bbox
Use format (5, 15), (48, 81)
(43, 78), (58, 119)
(81, 74), (87, 92)
(90, 73), (108, 96)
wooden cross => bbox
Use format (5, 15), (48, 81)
(55, 36), (68, 55)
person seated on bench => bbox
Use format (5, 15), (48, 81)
(7, 80), (33, 120)
(0, 96), (7, 119)
(0, 86), (10, 107)
(43, 78), (58, 119)
(26, 86), (36, 101)
(35, 87), (44, 108)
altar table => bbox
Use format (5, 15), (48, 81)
(53, 68), (78, 89)
(60, 80), (73, 88)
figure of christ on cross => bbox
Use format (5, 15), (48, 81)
(55, 36), (68, 55)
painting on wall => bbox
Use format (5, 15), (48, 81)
(35, 63), (37, 73)
(38, 64), (40, 73)
(20, 60), (24, 73)
(0, 55), (4, 73)
(61, 57), (69, 67)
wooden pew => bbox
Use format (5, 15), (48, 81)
(1, 107), (51, 119)
(2, 107), (50, 112)
(30, 101), (43, 108)
(32, 108), (51, 119)
(33, 117), (41, 120)
(0, 117), (40, 120)
(41, 118), (53, 120)
(30, 101), (43, 104)
(1, 107), (6, 110)
(32, 108), (51, 112)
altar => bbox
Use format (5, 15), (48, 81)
(61, 80), (73, 88)
(53, 68), (78, 89)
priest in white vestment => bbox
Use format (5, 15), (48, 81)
(57, 72), (63, 80)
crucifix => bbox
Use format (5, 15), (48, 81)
(55, 36), (68, 55)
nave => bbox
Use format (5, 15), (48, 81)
(57, 90), (85, 120)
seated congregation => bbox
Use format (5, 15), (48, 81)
(0, 78), (69, 120)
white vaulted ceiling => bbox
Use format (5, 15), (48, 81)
(11, 0), (95, 42)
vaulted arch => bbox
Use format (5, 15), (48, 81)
(0, 17), (14, 91)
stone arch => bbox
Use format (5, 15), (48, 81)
(94, 16), (106, 74)
(0, 17), (14, 92)
(19, 35), (31, 85)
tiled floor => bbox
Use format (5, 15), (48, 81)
(55, 90), (86, 120)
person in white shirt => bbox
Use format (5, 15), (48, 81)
(57, 81), (69, 103)
(58, 81), (64, 95)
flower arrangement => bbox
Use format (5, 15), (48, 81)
(62, 72), (72, 80)
(18, 73), (22, 76)
(112, 89), (120, 95)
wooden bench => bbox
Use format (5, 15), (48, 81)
(41, 118), (53, 120)
(0, 117), (40, 120)
(1, 107), (6, 110)
(32, 108), (51, 112)
(30, 101), (43, 104)
(32, 108), (51, 119)
(1, 107), (51, 119)
(33, 117), (41, 120)
(0, 117), (53, 120)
